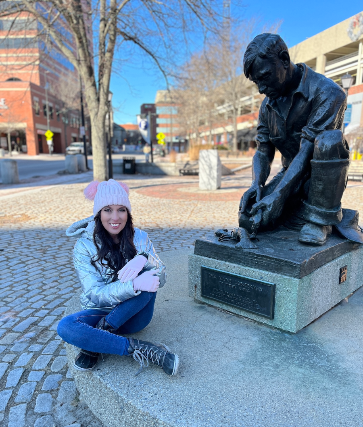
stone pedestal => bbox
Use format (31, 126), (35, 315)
(1, 159), (19, 184)
(199, 150), (221, 190)
(189, 227), (363, 333)
(65, 155), (78, 174)
(76, 154), (87, 172)
(65, 249), (363, 427)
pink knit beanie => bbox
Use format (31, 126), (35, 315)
(84, 179), (131, 215)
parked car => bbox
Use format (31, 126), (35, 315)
(153, 146), (165, 156)
(66, 142), (92, 155)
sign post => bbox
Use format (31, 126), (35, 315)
(45, 130), (54, 155)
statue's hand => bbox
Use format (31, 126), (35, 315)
(249, 192), (284, 226)
(239, 182), (262, 213)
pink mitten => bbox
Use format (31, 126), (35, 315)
(133, 270), (160, 292)
(118, 255), (147, 282)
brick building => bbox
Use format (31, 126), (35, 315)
(0, 10), (92, 155)
(153, 12), (363, 151)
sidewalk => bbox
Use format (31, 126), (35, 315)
(1, 166), (363, 426)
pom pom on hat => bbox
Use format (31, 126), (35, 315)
(84, 181), (100, 201)
(84, 179), (132, 215)
(118, 181), (129, 195)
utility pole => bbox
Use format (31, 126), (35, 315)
(80, 77), (88, 169)
(148, 111), (154, 163)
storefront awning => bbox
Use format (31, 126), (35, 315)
(237, 128), (257, 142)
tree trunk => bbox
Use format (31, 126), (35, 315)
(90, 117), (108, 181)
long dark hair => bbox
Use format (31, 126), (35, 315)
(91, 209), (137, 281)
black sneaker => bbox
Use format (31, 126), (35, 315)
(128, 338), (179, 376)
(74, 350), (99, 371)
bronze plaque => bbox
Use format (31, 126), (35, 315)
(339, 266), (347, 284)
(201, 266), (275, 319)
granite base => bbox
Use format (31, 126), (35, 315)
(189, 228), (363, 333)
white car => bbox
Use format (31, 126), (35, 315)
(66, 142), (92, 155)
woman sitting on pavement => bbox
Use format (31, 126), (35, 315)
(57, 179), (179, 376)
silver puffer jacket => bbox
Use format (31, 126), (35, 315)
(66, 216), (166, 311)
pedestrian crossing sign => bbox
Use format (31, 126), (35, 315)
(45, 130), (54, 140)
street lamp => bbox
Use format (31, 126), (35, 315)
(341, 73), (354, 135)
(107, 91), (113, 179)
(79, 77), (89, 169)
(341, 73), (354, 95)
(62, 114), (69, 149)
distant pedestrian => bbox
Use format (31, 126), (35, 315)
(143, 143), (151, 162)
(57, 179), (179, 375)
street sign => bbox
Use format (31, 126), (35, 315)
(157, 132), (165, 140)
(46, 139), (53, 145)
(45, 130), (54, 140)
(80, 126), (85, 137)
(158, 140), (166, 145)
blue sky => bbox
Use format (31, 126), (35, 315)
(111, 1), (363, 125)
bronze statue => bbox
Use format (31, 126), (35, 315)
(238, 33), (363, 246)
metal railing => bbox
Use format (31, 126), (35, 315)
(326, 51), (359, 68)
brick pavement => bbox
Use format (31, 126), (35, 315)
(1, 167), (363, 426)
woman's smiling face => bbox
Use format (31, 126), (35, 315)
(100, 205), (128, 239)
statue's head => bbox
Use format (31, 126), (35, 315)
(244, 34), (291, 100)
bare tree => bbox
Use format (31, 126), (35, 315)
(175, 19), (281, 150)
(1, 1), (226, 180)
(174, 51), (223, 146)
(214, 20), (281, 150)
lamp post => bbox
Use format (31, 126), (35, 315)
(341, 73), (354, 134)
(107, 91), (113, 179)
(79, 77), (89, 169)
(62, 114), (69, 149)
(341, 72), (354, 95)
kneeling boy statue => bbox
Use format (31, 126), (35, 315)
(239, 33), (362, 246)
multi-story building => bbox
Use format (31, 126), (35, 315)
(119, 123), (143, 147)
(154, 91), (188, 152)
(156, 12), (363, 151)
(290, 12), (363, 140)
(0, 8), (92, 155)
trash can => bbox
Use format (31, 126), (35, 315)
(123, 157), (136, 174)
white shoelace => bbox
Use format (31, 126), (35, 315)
(132, 343), (170, 376)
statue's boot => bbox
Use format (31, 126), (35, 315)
(299, 157), (349, 246)
(299, 223), (332, 245)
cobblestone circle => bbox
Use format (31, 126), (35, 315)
(0, 166), (363, 426)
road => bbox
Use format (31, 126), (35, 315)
(0, 153), (146, 181)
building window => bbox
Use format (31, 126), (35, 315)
(156, 106), (178, 115)
(157, 118), (173, 124)
(34, 99), (40, 116)
(56, 106), (60, 121)
(49, 105), (53, 120)
(0, 18), (37, 31)
(43, 104), (47, 117)
(0, 37), (38, 49)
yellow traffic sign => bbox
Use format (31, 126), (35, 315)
(156, 132), (165, 140)
(158, 140), (165, 145)
(45, 130), (54, 140)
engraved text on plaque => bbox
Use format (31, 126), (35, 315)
(201, 266), (275, 319)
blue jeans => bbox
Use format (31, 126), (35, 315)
(57, 291), (156, 356)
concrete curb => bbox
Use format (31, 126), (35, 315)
(65, 249), (363, 427)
